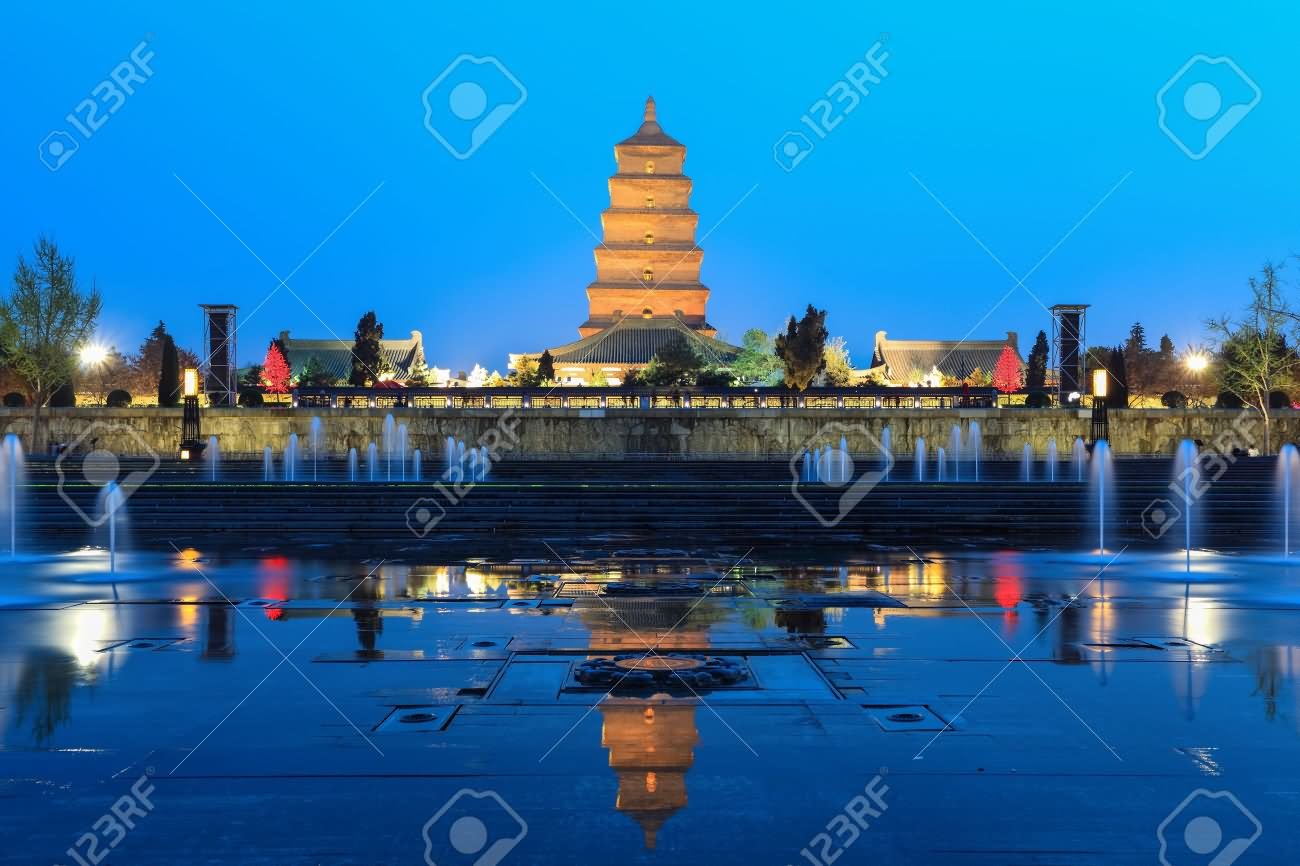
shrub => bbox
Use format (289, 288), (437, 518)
(106, 389), (132, 408)
(238, 389), (264, 407)
(1024, 391), (1052, 408)
(1215, 392), (1244, 409)
(2, 392), (25, 407)
(1160, 390), (1188, 409)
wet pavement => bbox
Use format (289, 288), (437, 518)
(2, 545), (1298, 865)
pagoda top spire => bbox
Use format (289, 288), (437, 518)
(619, 95), (681, 148)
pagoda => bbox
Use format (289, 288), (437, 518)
(511, 97), (739, 384)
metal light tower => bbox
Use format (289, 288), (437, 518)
(1050, 304), (1089, 404)
(199, 304), (239, 406)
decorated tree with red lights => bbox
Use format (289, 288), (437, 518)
(261, 343), (291, 393)
(992, 345), (1023, 393)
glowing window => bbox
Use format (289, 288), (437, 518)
(645, 160), (655, 174)
(642, 267), (653, 282)
(644, 231), (654, 245)
(645, 195), (655, 208)
(642, 308), (653, 318)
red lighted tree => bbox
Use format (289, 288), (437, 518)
(992, 345), (1023, 393)
(261, 343), (291, 393)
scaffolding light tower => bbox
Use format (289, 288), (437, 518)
(1049, 304), (1089, 404)
(199, 304), (239, 406)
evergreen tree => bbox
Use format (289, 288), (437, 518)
(298, 356), (334, 387)
(537, 349), (556, 382)
(1124, 322), (1149, 394)
(511, 357), (542, 387)
(1106, 346), (1129, 408)
(1158, 334), (1175, 356)
(405, 356), (431, 386)
(158, 335), (180, 406)
(1025, 330), (1050, 393)
(641, 338), (704, 386)
(819, 337), (854, 386)
(348, 311), (384, 386)
(774, 305), (828, 391)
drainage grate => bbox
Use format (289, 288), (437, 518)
(864, 704), (951, 732)
(374, 705), (458, 733)
(98, 638), (187, 652)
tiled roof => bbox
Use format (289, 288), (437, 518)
(618, 96), (682, 149)
(870, 330), (1021, 381)
(280, 330), (424, 382)
(541, 317), (739, 366)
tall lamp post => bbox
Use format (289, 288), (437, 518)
(179, 368), (206, 460)
(1090, 368), (1109, 443)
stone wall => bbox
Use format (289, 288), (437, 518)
(1, 406), (1291, 459)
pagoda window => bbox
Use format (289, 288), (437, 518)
(642, 267), (653, 282)
(645, 160), (655, 174)
(642, 308), (653, 318)
(645, 195), (655, 208)
(644, 231), (654, 245)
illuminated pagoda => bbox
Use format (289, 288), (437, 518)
(511, 97), (739, 384)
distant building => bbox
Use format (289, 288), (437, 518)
(512, 97), (740, 384)
(277, 329), (448, 385)
(866, 329), (1023, 386)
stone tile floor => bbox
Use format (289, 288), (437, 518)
(1, 547), (1297, 865)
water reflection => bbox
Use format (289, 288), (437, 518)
(600, 699), (699, 850)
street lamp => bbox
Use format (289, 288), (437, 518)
(179, 367), (205, 460)
(79, 343), (109, 368)
(1090, 368), (1109, 443)
(1184, 350), (1210, 407)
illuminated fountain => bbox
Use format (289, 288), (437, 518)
(1174, 439), (1199, 569)
(383, 414), (396, 480)
(206, 436), (219, 481)
(950, 425), (961, 481)
(969, 421), (982, 481)
(412, 448), (422, 482)
(262, 447), (273, 481)
(0, 433), (23, 557)
(1073, 437), (1087, 482)
(915, 437), (926, 481)
(368, 442), (379, 482)
(348, 447), (358, 482)
(1090, 440), (1114, 551)
(1046, 438), (1058, 482)
(97, 482), (126, 575)
(936, 446), (946, 482)
(398, 424), (409, 481)
(1280, 444), (1299, 557)
(310, 416), (322, 481)
(1021, 443), (1033, 482)
(284, 433), (299, 481)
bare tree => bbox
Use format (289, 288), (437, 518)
(1207, 262), (1296, 454)
(1, 238), (102, 450)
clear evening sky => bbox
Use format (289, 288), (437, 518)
(4, 2), (1298, 373)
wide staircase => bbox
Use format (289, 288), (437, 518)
(13, 453), (1284, 550)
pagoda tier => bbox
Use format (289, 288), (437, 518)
(581, 96), (711, 339)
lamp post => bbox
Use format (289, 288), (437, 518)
(179, 367), (206, 460)
(1090, 368), (1109, 443)
(1184, 351), (1209, 408)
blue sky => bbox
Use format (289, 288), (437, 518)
(4, 1), (1298, 373)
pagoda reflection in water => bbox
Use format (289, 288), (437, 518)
(599, 698), (699, 850)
